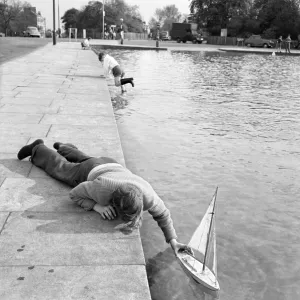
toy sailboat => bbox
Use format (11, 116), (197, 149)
(177, 188), (220, 291)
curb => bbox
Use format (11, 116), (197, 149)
(91, 44), (167, 51)
(219, 48), (300, 56)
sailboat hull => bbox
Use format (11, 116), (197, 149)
(177, 252), (220, 291)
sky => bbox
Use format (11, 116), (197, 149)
(29, 0), (191, 30)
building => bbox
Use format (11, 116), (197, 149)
(23, 7), (37, 27)
(37, 11), (46, 37)
(23, 7), (46, 37)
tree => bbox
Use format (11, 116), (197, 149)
(0, 0), (23, 35)
(254, 0), (300, 38)
(61, 8), (80, 31)
(61, 0), (144, 35)
(190, 0), (254, 34)
(150, 4), (182, 31)
(5, 1), (32, 34)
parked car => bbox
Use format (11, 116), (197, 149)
(24, 26), (41, 38)
(244, 35), (274, 48)
(160, 31), (171, 41)
(0, 32), (5, 37)
(177, 32), (204, 44)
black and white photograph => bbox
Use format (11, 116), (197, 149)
(0, 0), (299, 299)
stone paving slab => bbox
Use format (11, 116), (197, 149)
(62, 92), (111, 101)
(3, 211), (139, 238)
(15, 91), (66, 99)
(0, 177), (73, 212)
(34, 73), (74, 79)
(57, 106), (112, 116)
(0, 235), (144, 266)
(40, 114), (109, 126)
(0, 213), (9, 231)
(0, 265), (151, 300)
(0, 136), (29, 153)
(14, 86), (60, 93)
(0, 75), (30, 81)
(1, 85), (20, 91)
(58, 87), (108, 94)
(28, 82), (71, 88)
(47, 124), (120, 141)
(29, 78), (72, 84)
(0, 97), (54, 106)
(64, 82), (108, 91)
(0, 104), (59, 114)
(0, 91), (19, 97)
(0, 154), (31, 185)
(0, 112), (43, 124)
(0, 124), (51, 138)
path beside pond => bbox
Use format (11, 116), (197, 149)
(0, 42), (151, 300)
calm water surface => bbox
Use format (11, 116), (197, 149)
(107, 49), (300, 300)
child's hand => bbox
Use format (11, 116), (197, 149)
(93, 204), (117, 220)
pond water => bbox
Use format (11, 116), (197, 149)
(107, 49), (300, 300)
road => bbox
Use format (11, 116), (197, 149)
(0, 37), (50, 65)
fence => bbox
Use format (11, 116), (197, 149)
(206, 36), (237, 45)
(73, 29), (148, 40)
(124, 32), (148, 40)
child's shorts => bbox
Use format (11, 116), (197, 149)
(112, 65), (125, 77)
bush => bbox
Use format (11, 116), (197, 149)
(262, 27), (277, 39)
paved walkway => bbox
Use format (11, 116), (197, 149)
(0, 42), (151, 300)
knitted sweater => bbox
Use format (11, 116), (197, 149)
(69, 163), (177, 243)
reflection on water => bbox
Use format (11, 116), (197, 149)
(108, 49), (300, 300)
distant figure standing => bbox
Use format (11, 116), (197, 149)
(295, 33), (300, 49)
(119, 19), (124, 44)
(285, 34), (291, 54)
(119, 27), (124, 44)
(108, 27), (113, 40)
(98, 51), (134, 94)
(276, 36), (283, 52)
(81, 37), (91, 50)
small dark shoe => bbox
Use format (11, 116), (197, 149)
(53, 142), (62, 150)
(17, 139), (44, 160)
(53, 142), (78, 150)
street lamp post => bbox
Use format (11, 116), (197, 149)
(58, 0), (60, 38)
(156, 22), (160, 48)
(52, 0), (56, 45)
(102, 0), (105, 39)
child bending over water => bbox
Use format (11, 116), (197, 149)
(98, 51), (134, 93)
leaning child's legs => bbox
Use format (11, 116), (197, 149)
(115, 76), (126, 92)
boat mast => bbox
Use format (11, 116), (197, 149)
(202, 187), (218, 272)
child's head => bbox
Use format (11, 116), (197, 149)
(98, 51), (107, 62)
(111, 184), (143, 232)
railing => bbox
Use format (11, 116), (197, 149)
(75, 30), (148, 40)
(124, 32), (148, 40)
(205, 36), (237, 45)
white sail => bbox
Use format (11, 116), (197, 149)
(212, 223), (217, 276)
(188, 192), (217, 256)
